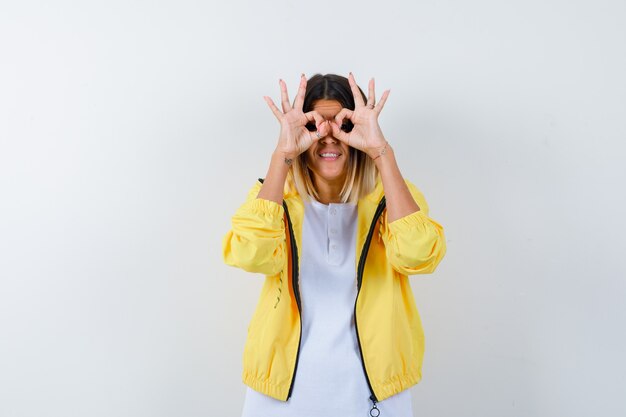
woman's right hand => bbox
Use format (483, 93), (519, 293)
(263, 74), (330, 160)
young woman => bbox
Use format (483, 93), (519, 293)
(222, 73), (447, 417)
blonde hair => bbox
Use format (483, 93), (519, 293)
(289, 147), (379, 204)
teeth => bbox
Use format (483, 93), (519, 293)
(320, 153), (339, 157)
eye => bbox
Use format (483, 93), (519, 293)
(341, 121), (354, 133)
(305, 122), (316, 132)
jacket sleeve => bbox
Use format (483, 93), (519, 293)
(379, 179), (447, 275)
(221, 180), (287, 276)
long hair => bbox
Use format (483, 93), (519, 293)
(289, 73), (379, 204)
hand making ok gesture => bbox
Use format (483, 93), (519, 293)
(263, 72), (390, 161)
(263, 74), (330, 160)
(329, 72), (390, 159)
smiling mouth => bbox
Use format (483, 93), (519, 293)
(319, 152), (341, 160)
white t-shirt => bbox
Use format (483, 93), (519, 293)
(241, 199), (413, 417)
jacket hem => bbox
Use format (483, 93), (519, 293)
(372, 369), (422, 401)
(242, 369), (290, 402)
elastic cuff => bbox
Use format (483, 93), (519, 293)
(388, 210), (430, 233)
(242, 197), (285, 218)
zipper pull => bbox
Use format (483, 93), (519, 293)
(369, 394), (380, 416)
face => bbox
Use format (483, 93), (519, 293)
(304, 99), (351, 185)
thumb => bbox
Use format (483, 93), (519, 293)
(329, 121), (350, 146)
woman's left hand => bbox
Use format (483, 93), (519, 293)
(329, 72), (390, 159)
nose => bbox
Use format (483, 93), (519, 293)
(319, 123), (338, 143)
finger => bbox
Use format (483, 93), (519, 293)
(318, 120), (331, 137)
(264, 96), (283, 121)
(320, 120), (333, 137)
(308, 129), (322, 146)
(348, 72), (365, 107)
(279, 79), (292, 113)
(334, 108), (354, 125)
(366, 77), (376, 108)
(304, 110), (323, 124)
(305, 111), (332, 137)
(309, 121), (332, 142)
(293, 73), (307, 111)
(305, 116), (328, 144)
(375, 89), (390, 113)
(329, 120), (351, 145)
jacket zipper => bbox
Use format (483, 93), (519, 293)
(283, 201), (302, 400)
(284, 196), (385, 405)
(354, 196), (387, 407)
(258, 179), (385, 406)
(257, 178), (303, 401)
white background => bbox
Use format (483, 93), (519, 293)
(1, 1), (625, 416)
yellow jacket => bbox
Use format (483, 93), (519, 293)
(221, 174), (446, 404)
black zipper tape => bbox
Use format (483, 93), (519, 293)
(257, 178), (302, 401)
(355, 196), (387, 404)
(256, 178), (385, 405)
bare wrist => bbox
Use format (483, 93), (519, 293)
(272, 149), (297, 167)
(370, 141), (390, 160)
